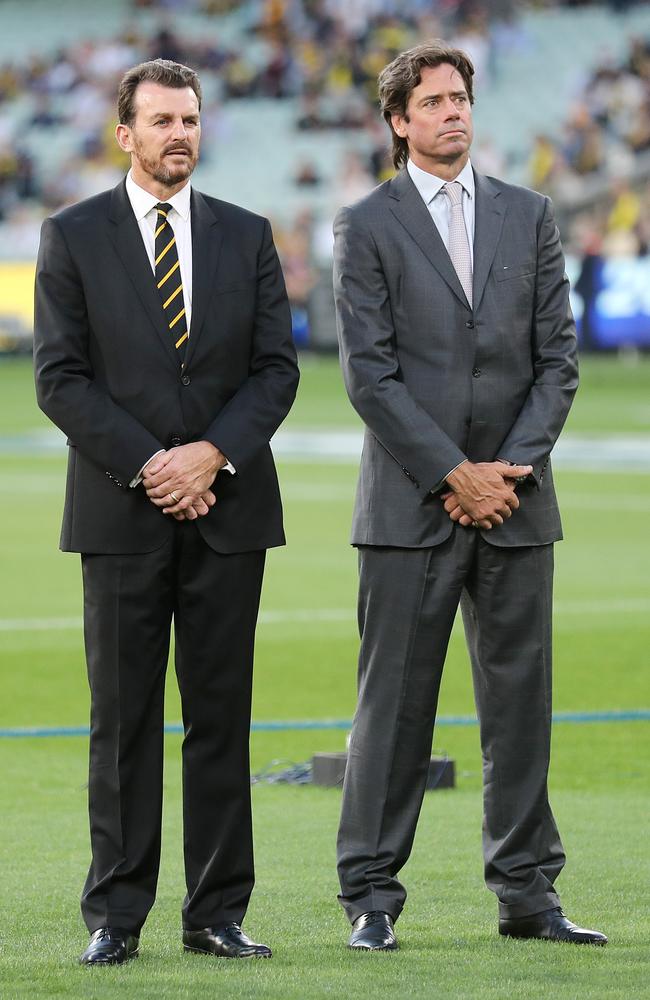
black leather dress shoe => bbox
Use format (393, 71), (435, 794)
(499, 907), (607, 945)
(348, 911), (398, 951)
(183, 923), (272, 958)
(79, 927), (139, 965)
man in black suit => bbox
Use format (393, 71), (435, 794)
(33, 59), (299, 964)
(333, 41), (606, 950)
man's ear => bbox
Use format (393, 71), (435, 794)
(115, 123), (133, 154)
(390, 113), (408, 139)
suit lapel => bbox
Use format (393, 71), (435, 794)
(183, 189), (222, 369)
(387, 168), (507, 312)
(472, 171), (506, 311)
(107, 180), (179, 370)
(388, 169), (469, 308)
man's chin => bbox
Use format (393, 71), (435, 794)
(154, 163), (195, 185)
(436, 144), (470, 165)
(440, 138), (469, 154)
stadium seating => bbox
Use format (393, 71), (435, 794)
(1, 1), (650, 233)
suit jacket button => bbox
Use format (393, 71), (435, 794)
(465, 320), (474, 329)
(181, 374), (191, 386)
(472, 367), (481, 378)
(170, 435), (182, 447)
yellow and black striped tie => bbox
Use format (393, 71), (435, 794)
(154, 202), (188, 361)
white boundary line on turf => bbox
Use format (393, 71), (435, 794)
(0, 609), (352, 632)
(5, 429), (650, 469)
(1, 598), (649, 632)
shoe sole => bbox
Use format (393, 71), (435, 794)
(499, 930), (607, 946)
(348, 944), (399, 951)
(80, 949), (139, 965)
(183, 945), (272, 958)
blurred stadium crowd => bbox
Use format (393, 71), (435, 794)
(1, 0), (649, 348)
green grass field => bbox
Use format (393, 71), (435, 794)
(1, 354), (649, 999)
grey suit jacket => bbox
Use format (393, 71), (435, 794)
(333, 167), (578, 548)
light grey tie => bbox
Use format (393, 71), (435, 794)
(443, 181), (473, 306)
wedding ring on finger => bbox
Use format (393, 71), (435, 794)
(169, 491), (179, 504)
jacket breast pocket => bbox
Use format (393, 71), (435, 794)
(213, 278), (257, 296)
(494, 261), (536, 282)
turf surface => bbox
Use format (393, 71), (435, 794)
(1, 354), (649, 998)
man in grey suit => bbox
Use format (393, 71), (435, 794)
(333, 41), (606, 950)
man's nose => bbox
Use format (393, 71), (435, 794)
(171, 119), (188, 139)
(443, 99), (460, 118)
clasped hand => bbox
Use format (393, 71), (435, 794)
(142, 441), (226, 522)
(441, 460), (532, 530)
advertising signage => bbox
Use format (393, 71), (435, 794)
(567, 253), (650, 351)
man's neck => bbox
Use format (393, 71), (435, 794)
(408, 152), (469, 182)
(129, 167), (191, 202)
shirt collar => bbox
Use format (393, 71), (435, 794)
(407, 158), (474, 205)
(126, 169), (192, 222)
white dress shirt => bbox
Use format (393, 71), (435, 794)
(125, 171), (234, 485)
(406, 157), (475, 264)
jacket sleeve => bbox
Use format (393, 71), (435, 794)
(200, 219), (299, 470)
(33, 216), (165, 485)
(495, 196), (579, 485)
(333, 204), (467, 495)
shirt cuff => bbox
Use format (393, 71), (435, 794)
(130, 450), (235, 488)
(430, 459), (468, 495)
(130, 449), (166, 488)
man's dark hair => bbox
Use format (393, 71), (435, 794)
(378, 40), (475, 170)
(117, 58), (202, 126)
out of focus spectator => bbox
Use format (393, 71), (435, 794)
(294, 159), (321, 186)
(336, 150), (374, 203)
(607, 177), (642, 233)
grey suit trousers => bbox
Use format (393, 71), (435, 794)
(336, 528), (565, 922)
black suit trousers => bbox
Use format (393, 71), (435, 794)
(80, 520), (265, 934)
(337, 528), (565, 923)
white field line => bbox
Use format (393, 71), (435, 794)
(274, 433), (650, 470)
(1, 597), (648, 633)
(283, 490), (648, 507)
(5, 483), (650, 508)
(0, 616), (83, 631)
(0, 609), (351, 632)
(2, 478), (357, 500)
(5, 429), (650, 470)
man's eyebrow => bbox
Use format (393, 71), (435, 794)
(143, 109), (199, 120)
(416, 90), (467, 105)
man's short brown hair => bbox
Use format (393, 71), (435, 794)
(117, 58), (202, 126)
(378, 40), (475, 170)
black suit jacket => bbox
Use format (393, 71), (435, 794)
(34, 179), (299, 554)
